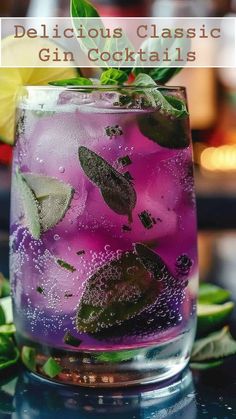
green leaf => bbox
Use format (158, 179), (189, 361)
(70, 0), (106, 68)
(100, 69), (128, 85)
(21, 346), (36, 371)
(191, 326), (236, 362)
(133, 36), (188, 83)
(0, 324), (16, 335)
(190, 360), (224, 370)
(0, 335), (14, 357)
(78, 146), (136, 220)
(0, 297), (13, 324)
(95, 349), (140, 363)
(63, 331), (82, 347)
(0, 348), (19, 371)
(49, 77), (93, 87)
(76, 252), (157, 334)
(198, 283), (230, 304)
(57, 259), (76, 273)
(0, 274), (11, 298)
(0, 335), (18, 371)
(15, 169), (41, 239)
(43, 357), (62, 378)
(0, 306), (6, 326)
(21, 172), (74, 233)
(133, 73), (188, 118)
(70, 0), (99, 18)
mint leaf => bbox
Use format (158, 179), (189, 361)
(0, 324), (16, 335)
(70, 0), (106, 68)
(43, 357), (62, 378)
(15, 169), (41, 240)
(70, 0), (99, 18)
(22, 346), (36, 371)
(78, 146), (136, 220)
(0, 306), (6, 326)
(57, 259), (76, 272)
(133, 73), (188, 118)
(96, 349), (140, 363)
(0, 334), (18, 371)
(100, 69), (128, 85)
(63, 331), (82, 347)
(0, 274), (10, 298)
(191, 327), (236, 362)
(198, 283), (231, 304)
(21, 172), (74, 233)
(49, 77), (93, 87)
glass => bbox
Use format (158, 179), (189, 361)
(10, 85), (198, 387)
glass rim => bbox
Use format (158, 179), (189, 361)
(22, 84), (186, 93)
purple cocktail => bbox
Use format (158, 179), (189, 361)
(10, 85), (198, 386)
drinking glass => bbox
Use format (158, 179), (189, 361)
(10, 85), (198, 387)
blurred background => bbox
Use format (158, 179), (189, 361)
(0, 0), (236, 296)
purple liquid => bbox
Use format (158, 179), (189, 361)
(10, 87), (198, 383)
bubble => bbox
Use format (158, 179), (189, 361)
(54, 234), (60, 241)
(59, 166), (65, 173)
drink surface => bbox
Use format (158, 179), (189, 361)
(10, 87), (198, 352)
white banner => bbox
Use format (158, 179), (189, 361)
(1, 17), (236, 67)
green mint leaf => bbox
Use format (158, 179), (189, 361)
(57, 259), (76, 272)
(0, 334), (14, 357)
(43, 357), (62, 378)
(198, 283), (231, 305)
(197, 302), (234, 336)
(15, 169), (41, 240)
(100, 69), (128, 85)
(0, 274), (11, 298)
(76, 252), (157, 335)
(21, 172), (74, 233)
(70, 0), (106, 68)
(49, 77), (93, 87)
(36, 286), (45, 294)
(0, 347), (19, 371)
(95, 349), (140, 363)
(0, 324), (16, 335)
(133, 73), (188, 118)
(70, 0), (99, 18)
(190, 360), (224, 371)
(191, 326), (236, 362)
(138, 111), (190, 149)
(0, 306), (6, 326)
(63, 331), (82, 347)
(133, 36), (189, 83)
(78, 146), (136, 220)
(0, 297), (13, 324)
(21, 346), (36, 371)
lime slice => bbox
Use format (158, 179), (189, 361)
(198, 283), (230, 304)
(22, 172), (74, 233)
(197, 302), (234, 336)
(0, 36), (77, 144)
(15, 170), (41, 239)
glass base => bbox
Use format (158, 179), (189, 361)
(20, 330), (194, 388)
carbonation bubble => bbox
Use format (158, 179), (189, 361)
(59, 166), (65, 173)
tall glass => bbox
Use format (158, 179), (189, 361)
(10, 85), (198, 387)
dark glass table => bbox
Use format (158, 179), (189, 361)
(1, 363), (236, 418)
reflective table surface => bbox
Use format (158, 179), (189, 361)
(1, 363), (236, 419)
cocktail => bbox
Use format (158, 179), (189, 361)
(10, 83), (198, 386)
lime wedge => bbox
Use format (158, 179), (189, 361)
(22, 172), (74, 233)
(197, 302), (234, 336)
(0, 36), (77, 144)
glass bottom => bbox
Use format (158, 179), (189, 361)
(19, 330), (194, 388)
